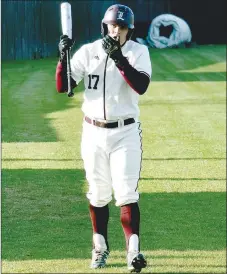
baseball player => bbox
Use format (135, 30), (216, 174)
(56, 4), (152, 273)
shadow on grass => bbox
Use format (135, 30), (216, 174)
(149, 46), (226, 82)
(1, 169), (226, 261)
(140, 192), (226, 252)
(153, 72), (226, 82)
(1, 58), (84, 143)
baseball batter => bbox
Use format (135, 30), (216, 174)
(56, 4), (152, 273)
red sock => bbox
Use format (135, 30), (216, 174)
(120, 203), (140, 250)
(89, 204), (109, 249)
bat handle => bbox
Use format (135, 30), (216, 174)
(66, 49), (74, 97)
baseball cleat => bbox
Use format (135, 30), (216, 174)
(90, 249), (110, 269)
(127, 252), (147, 273)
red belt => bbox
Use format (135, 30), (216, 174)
(85, 116), (135, 128)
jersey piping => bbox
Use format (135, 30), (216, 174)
(103, 55), (109, 120)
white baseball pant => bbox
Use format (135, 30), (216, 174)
(81, 119), (142, 207)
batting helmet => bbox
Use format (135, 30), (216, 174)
(101, 4), (134, 40)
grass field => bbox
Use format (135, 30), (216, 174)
(1, 45), (226, 273)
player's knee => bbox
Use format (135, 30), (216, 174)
(87, 195), (112, 207)
(86, 184), (112, 207)
(115, 197), (139, 207)
(114, 189), (139, 207)
(90, 200), (110, 207)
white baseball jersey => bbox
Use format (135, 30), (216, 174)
(70, 39), (152, 120)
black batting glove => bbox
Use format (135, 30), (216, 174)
(102, 35), (129, 69)
(59, 35), (74, 62)
(102, 35), (121, 57)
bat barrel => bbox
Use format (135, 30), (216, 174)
(61, 2), (72, 39)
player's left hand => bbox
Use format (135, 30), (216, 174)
(102, 35), (124, 63)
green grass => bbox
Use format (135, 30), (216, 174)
(1, 45), (226, 273)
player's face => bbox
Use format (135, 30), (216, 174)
(107, 24), (128, 45)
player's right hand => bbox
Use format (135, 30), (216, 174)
(59, 35), (74, 53)
(59, 35), (74, 62)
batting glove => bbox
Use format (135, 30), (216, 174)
(102, 35), (129, 69)
(59, 35), (74, 62)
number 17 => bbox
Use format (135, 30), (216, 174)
(88, 74), (99, 90)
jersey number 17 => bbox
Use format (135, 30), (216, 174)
(88, 74), (99, 90)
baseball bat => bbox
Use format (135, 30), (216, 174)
(60, 2), (74, 97)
